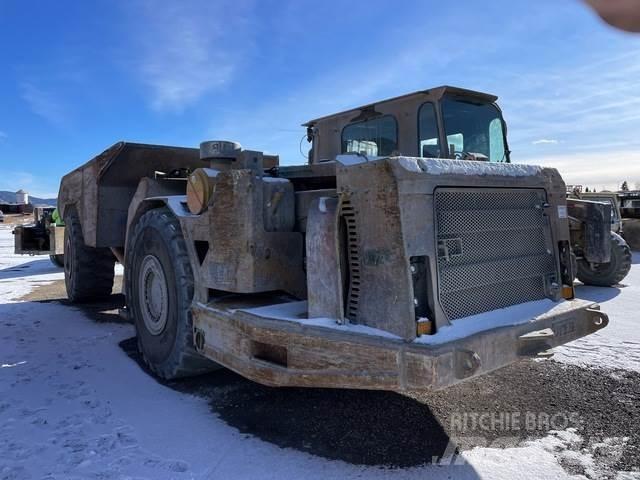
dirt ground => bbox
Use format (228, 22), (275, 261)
(0, 213), (33, 225)
(16, 278), (640, 473)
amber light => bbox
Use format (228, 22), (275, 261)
(417, 320), (433, 336)
(562, 285), (575, 300)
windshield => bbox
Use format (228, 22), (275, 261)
(441, 97), (507, 162)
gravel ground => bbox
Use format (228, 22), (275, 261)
(20, 278), (640, 474)
(143, 347), (639, 472)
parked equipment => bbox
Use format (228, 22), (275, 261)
(13, 207), (64, 267)
(52, 86), (610, 391)
(567, 190), (632, 286)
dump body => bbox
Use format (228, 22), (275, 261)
(58, 142), (202, 249)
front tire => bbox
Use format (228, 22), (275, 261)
(64, 207), (115, 302)
(125, 207), (215, 379)
(576, 231), (632, 287)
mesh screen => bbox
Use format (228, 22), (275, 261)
(434, 188), (557, 320)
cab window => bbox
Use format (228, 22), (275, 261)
(441, 97), (507, 162)
(418, 102), (441, 157)
(341, 115), (397, 156)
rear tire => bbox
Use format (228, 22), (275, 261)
(64, 207), (115, 302)
(125, 207), (216, 379)
(577, 231), (632, 287)
(50, 254), (64, 268)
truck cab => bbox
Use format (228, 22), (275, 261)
(306, 86), (509, 164)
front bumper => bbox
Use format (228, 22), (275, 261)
(192, 298), (608, 391)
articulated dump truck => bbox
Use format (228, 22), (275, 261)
(51, 86), (614, 391)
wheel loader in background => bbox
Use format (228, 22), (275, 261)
(23, 86), (618, 390)
(13, 207), (65, 267)
(567, 189), (632, 287)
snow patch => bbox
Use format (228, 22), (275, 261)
(0, 225), (123, 302)
(240, 301), (402, 340)
(398, 157), (544, 177)
(335, 154), (544, 177)
(261, 176), (290, 183)
(0, 225), (65, 301)
(554, 257), (640, 373)
(415, 299), (559, 345)
(336, 153), (383, 165)
(317, 196), (332, 213)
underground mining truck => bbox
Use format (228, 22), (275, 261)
(56, 86), (610, 390)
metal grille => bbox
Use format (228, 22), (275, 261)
(341, 199), (361, 321)
(434, 188), (557, 320)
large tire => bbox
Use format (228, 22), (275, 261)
(125, 207), (215, 379)
(64, 207), (115, 302)
(577, 231), (632, 287)
(622, 218), (640, 251)
(50, 254), (64, 268)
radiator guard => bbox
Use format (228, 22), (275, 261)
(434, 187), (559, 321)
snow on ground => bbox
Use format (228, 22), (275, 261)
(0, 225), (65, 300)
(0, 225), (123, 301)
(0, 225), (638, 479)
(555, 251), (640, 373)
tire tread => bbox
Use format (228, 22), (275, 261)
(576, 231), (632, 286)
(65, 208), (115, 302)
(125, 207), (215, 379)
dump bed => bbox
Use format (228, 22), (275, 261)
(58, 142), (202, 248)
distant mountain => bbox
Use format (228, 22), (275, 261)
(0, 191), (57, 206)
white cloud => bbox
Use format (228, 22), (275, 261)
(20, 83), (68, 126)
(498, 49), (640, 158)
(0, 170), (59, 198)
(522, 149), (640, 191)
(0, 131), (7, 142)
(200, 2), (640, 171)
(130, 0), (254, 112)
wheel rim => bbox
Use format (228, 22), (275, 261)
(139, 254), (169, 336)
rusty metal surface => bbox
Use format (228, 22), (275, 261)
(51, 84), (611, 392)
(322, 157), (571, 340)
(191, 296), (607, 391)
(306, 197), (343, 321)
(201, 168), (305, 298)
(304, 86), (506, 165)
(58, 142), (201, 248)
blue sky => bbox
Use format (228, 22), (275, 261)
(0, 0), (639, 197)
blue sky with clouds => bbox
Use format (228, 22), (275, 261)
(1, 0), (639, 196)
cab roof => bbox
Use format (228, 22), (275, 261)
(302, 85), (499, 127)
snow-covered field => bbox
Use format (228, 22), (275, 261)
(0, 224), (638, 480)
(556, 268), (640, 372)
